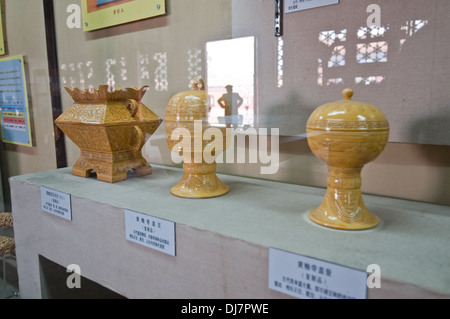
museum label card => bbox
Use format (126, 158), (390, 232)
(40, 187), (72, 221)
(269, 248), (367, 299)
(285, 0), (339, 13)
(124, 209), (176, 256)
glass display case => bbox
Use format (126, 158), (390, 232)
(51, 0), (450, 206)
(1, 0), (449, 300)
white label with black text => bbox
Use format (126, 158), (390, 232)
(269, 248), (367, 299)
(285, 0), (339, 13)
(124, 209), (176, 256)
(40, 187), (72, 221)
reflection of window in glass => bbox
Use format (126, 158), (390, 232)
(188, 49), (202, 87)
(278, 37), (284, 88)
(105, 58), (116, 89)
(86, 61), (94, 80)
(68, 63), (76, 87)
(153, 52), (168, 91)
(318, 29), (346, 86)
(319, 29), (347, 47)
(77, 62), (86, 89)
(401, 20), (428, 37)
(139, 54), (150, 80)
(327, 78), (343, 85)
(357, 26), (389, 39)
(317, 58), (323, 86)
(318, 19), (429, 87)
(60, 61), (94, 89)
(105, 57), (127, 88)
(120, 57), (127, 81)
(356, 41), (388, 64)
(206, 36), (255, 127)
(400, 20), (428, 48)
(355, 76), (384, 85)
(328, 45), (346, 67)
(60, 64), (67, 85)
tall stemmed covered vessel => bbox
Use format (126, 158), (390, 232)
(165, 79), (230, 198)
(306, 89), (389, 230)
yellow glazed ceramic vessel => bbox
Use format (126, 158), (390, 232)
(55, 85), (162, 183)
(166, 79), (229, 198)
(306, 89), (389, 230)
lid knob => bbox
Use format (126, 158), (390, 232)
(190, 78), (205, 91)
(343, 88), (354, 100)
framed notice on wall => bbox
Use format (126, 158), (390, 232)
(285, 0), (339, 13)
(0, 55), (32, 147)
(82, 0), (166, 31)
(0, 1), (6, 55)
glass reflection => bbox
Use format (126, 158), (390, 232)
(329, 45), (346, 67)
(402, 20), (428, 37)
(187, 49), (203, 88)
(217, 85), (243, 118)
(139, 53), (150, 80)
(318, 19), (428, 87)
(153, 52), (168, 91)
(278, 37), (284, 88)
(206, 36), (255, 127)
(357, 26), (388, 39)
(356, 41), (388, 64)
(319, 29), (347, 47)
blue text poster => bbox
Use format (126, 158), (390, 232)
(0, 55), (32, 146)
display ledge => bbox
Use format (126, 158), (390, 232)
(9, 165), (450, 298)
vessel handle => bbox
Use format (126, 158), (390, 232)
(132, 125), (145, 153)
(126, 99), (138, 117)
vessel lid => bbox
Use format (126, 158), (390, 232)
(165, 78), (208, 122)
(56, 85), (162, 125)
(65, 85), (149, 103)
(306, 89), (389, 131)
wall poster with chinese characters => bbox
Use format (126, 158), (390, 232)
(82, 0), (166, 31)
(0, 55), (32, 147)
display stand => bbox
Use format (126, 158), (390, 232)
(9, 165), (450, 299)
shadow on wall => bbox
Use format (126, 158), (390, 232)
(410, 114), (450, 147)
(1, 143), (39, 211)
(410, 114), (450, 206)
(261, 91), (316, 136)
